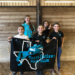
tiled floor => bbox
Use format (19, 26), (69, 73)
(0, 61), (75, 75)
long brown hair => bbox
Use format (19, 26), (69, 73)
(23, 15), (34, 31)
(43, 20), (49, 27)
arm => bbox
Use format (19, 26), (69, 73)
(52, 37), (57, 39)
(43, 27), (46, 31)
(61, 32), (64, 48)
(46, 39), (50, 43)
(26, 37), (30, 41)
(8, 37), (12, 42)
(48, 24), (51, 29)
(35, 40), (40, 43)
(49, 32), (54, 40)
(46, 36), (50, 43)
(61, 37), (65, 48)
(32, 34), (40, 43)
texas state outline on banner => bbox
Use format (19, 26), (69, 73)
(13, 41), (44, 70)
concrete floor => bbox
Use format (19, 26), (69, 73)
(0, 41), (75, 75)
(0, 41), (10, 62)
(0, 61), (74, 75)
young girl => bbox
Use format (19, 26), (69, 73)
(49, 22), (64, 75)
(43, 20), (51, 37)
(32, 25), (49, 75)
(22, 15), (35, 39)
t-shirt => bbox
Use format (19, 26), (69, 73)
(49, 31), (64, 47)
(14, 34), (29, 40)
(22, 23), (35, 38)
(43, 27), (50, 37)
(32, 33), (47, 46)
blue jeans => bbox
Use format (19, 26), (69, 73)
(57, 47), (62, 69)
(36, 71), (44, 75)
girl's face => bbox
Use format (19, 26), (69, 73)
(44, 22), (48, 27)
(25, 17), (30, 24)
(37, 26), (44, 33)
(18, 27), (24, 35)
(53, 24), (60, 31)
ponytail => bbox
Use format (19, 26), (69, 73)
(24, 15), (34, 31)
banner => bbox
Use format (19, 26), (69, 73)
(10, 38), (57, 71)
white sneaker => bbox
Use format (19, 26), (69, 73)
(51, 71), (55, 75)
(57, 71), (61, 75)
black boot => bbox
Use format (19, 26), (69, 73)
(13, 72), (17, 75)
(21, 72), (24, 75)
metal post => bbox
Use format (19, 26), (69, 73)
(36, 0), (42, 27)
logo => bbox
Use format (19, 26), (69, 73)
(43, 36), (45, 38)
(13, 41), (44, 70)
(59, 34), (61, 36)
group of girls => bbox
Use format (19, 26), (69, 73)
(8, 15), (64, 75)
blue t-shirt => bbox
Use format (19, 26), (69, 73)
(22, 23), (35, 38)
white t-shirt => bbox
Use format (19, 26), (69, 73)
(14, 34), (29, 40)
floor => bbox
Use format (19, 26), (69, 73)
(0, 61), (74, 75)
(0, 41), (10, 62)
(0, 41), (75, 75)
